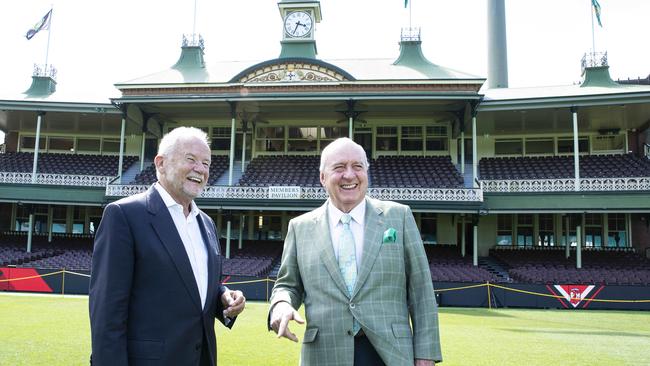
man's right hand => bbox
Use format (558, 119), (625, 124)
(269, 301), (305, 342)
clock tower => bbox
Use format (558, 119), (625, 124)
(278, 0), (322, 58)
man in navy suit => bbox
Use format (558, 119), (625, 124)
(89, 126), (245, 366)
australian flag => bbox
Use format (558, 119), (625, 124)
(26, 9), (52, 40)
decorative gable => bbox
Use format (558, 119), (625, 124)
(232, 58), (354, 83)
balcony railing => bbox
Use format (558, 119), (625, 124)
(481, 177), (650, 193)
(106, 184), (484, 202)
(32, 63), (57, 79)
(581, 51), (607, 74)
(0, 172), (113, 187)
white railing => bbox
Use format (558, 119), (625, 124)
(0, 172), (113, 187)
(106, 184), (484, 202)
(481, 177), (650, 193)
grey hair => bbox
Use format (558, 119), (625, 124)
(157, 126), (210, 157)
(319, 137), (369, 172)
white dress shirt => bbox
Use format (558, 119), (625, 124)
(327, 199), (366, 269)
(155, 183), (209, 309)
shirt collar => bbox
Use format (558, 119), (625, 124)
(154, 182), (199, 217)
(327, 198), (366, 226)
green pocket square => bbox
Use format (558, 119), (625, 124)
(383, 228), (397, 243)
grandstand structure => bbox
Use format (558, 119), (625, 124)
(1, 1), (650, 306)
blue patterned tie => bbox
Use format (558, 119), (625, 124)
(338, 214), (360, 334)
(338, 214), (357, 295)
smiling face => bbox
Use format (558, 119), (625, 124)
(155, 136), (211, 210)
(320, 139), (368, 213)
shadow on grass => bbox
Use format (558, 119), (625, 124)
(500, 328), (650, 338)
(440, 308), (516, 318)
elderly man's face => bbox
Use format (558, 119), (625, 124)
(320, 142), (368, 213)
(155, 136), (211, 207)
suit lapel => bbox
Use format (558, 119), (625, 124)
(314, 203), (350, 296)
(352, 198), (384, 298)
(147, 186), (202, 310)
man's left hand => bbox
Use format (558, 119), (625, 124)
(221, 289), (245, 318)
(415, 359), (435, 366)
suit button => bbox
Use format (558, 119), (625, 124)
(347, 330), (353, 336)
(195, 343), (201, 351)
(349, 303), (355, 309)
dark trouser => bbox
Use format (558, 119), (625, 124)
(354, 334), (385, 366)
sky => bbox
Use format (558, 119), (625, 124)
(1, 0), (649, 142)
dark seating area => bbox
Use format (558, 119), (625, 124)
(219, 240), (283, 277)
(0, 151), (138, 176)
(131, 155), (229, 185)
(0, 232), (93, 269)
(371, 156), (464, 188)
(491, 247), (650, 285)
(480, 153), (650, 180)
(238, 155), (464, 188)
(238, 155), (321, 187)
(425, 245), (497, 283)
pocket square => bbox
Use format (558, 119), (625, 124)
(382, 228), (397, 243)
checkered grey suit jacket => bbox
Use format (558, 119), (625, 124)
(270, 197), (442, 365)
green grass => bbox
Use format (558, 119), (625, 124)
(1, 293), (650, 365)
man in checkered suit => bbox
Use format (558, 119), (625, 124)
(269, 138), (442, 365)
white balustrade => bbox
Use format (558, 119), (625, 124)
(0, 172), (112, 187)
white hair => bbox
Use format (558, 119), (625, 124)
(155, 127), (210, 181)
(157, 126), (209, 157)
(319, 137), (369, 172)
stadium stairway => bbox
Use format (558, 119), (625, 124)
(461, 163), (475, 188)
(120, 160), (149, 184)
(478, 256), (512, 283)
(214, 160), (244, 186)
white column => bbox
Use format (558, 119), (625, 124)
(118, 116), (126, 179)
(473, 222), (478, 266)
(27, 214), (34, 253)
(32, 113), (43, 184)
(229, 116), (236, 185)
(564, 215), (570, 259)
(626, 213), (632, 247)
(47, 206), (53, 242)
(461, 216), (466, 258)
(225, 220), (232, 259)
(576, 225), (582, 269)
(572, 107), (580, 191)
(238, 216), (244, 250)
(140, 132), (146, 171)
(472, 116), (478, 188)
(603, 213), (609, 248)
(241, 130), (247, 173)
(460, 131), (465, 177)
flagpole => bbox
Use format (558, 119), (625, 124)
(590, 0), (596, 53)
(192, 0), (198, 43)
(44, 7), (53, 70)
(409, 0), (412, 30)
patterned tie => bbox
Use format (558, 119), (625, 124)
(338, 214), (357, 295)
(338, 214), (361, 334)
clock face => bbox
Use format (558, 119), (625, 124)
(284, 11), (313, 38)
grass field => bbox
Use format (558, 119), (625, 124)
(1, 293), (649, 365)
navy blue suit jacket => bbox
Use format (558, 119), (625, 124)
(89, 185), (232, 366)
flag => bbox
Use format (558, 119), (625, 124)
(591, 0), (602, 27)
(26, 9), (52, 40)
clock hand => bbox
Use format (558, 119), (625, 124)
(293, 22), (300, 35)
